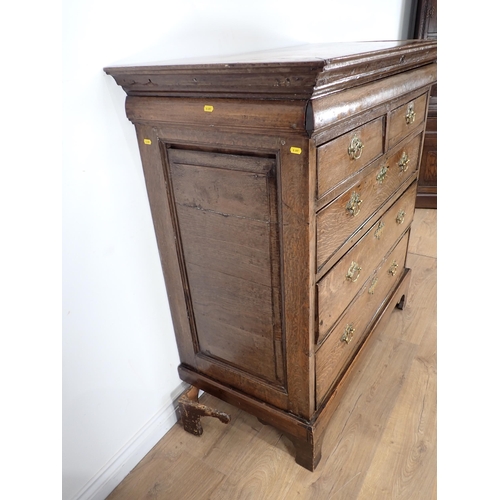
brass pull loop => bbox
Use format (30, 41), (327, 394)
(346, 261), (362, 283)
(396, 210), (406, 225)
(405, 103), (416, 125)
(348, 135), (364, 160)
(398, 152), (410, 172)
(374, 221), (385, 239)
(341, 324), (355, 344)
(346, 191), (362, 217)
(368, 277), (378, 295)
(388, 260), (399, 276)
(376, 164), (389, 184)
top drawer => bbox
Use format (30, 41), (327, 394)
(317, 117), (384, 200)
(387, 93), (427, 149)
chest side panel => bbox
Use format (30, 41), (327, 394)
(164, 147), (285, 387)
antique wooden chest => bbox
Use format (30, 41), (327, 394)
(104, 40), (437, 470)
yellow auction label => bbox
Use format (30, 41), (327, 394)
(143, 139), (152, 145)
(290, 147), (302, 155)
(204, 105), (214, 112)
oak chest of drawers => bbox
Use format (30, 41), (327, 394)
(105, 40), (437, 471)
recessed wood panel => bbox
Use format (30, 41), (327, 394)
(166, 148), (284, 385)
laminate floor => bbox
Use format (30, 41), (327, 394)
(107, 208), (437, 500)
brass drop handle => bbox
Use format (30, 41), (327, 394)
(388, 260), (399, 276)
(405, 103), (416, 125)
(396, 210), (406, 225)
(376, 164), (389, 184)
(398, 152), (410, 172)
(341, 324), (355, 344)
(374, 221), (385, 239)
(348, 135), (364, 160)
(346, 261), (362, 282)
(368, 277), (378, 295)
(346, 191), (363, 217)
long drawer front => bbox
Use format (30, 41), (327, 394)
(316, 131), (422, 272)
(316, 181), (417, 344)
(315, 230), (410, 407)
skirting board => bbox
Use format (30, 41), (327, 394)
(72, 382), (190, 500)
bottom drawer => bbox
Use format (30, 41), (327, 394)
(315, 230), (410, 407)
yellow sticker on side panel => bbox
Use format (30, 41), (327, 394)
(143, 139), (152, 145)
(290, 147), (302, 155)
(204, 105), (214, 112)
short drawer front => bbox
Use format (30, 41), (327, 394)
(317, 181), (417, 343)
(316, 132), (422, 271)
(315, 230), (410, 407)
(317, 117), (384, 200)
(387, 93), (427, 149)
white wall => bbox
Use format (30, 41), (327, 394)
(62, 1), (415, 498)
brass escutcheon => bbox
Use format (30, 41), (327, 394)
(396, 210), (406, 225)
(374, 221), (385, 239)
(346, 261), (362, 282)
(347, 135), (364, 160)
(388, 260), (399, 276)
(346, 191), (363, 217)
(341, 324), (355, 344)
(405, 103), (416, 125)
(368, 276), (378, 295)
(399, 152), (410, 172)
(376, 164), (389, 184)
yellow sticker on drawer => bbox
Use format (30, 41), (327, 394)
(143, 139), (152, 145)
(204, 105), (214, 112)
(290, 147), (302, 155)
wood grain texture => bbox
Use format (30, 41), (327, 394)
(408, 208), (437, 258)
(316, 231), (410, 405)
(167, 147), (285, 386)
(316, 132), (422, 271)
(105, 41), (437, 475)
(126, 96), (307, 135)
(387, 93), (428, 149)
(317, 117), (384, 200)
(414, 0), (437, 209)
(105, 208), (436, 499)
(104, 41), (436, 100)
(309, 65), (436, 138)
(317, 181), (416, 342)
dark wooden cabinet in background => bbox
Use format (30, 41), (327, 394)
(105, 40), (437, 471)
(414, 0), (437, 208)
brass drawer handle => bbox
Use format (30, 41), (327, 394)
(388, 260), (399, 276)
(374, 221), (385, 239)
(376, 164), (389, 184)
(398, 152), (410, 172)
(368, 276), (378, 294)
(396, 210), (406, 225)
(346, 261), (362, 282)
(341, 324), (355, 344)
(346, 191), (362, 217)
(405, 103), (416, 125)
(347, 135), (364, 160)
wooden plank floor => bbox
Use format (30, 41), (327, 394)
(107, 208), (437, 500)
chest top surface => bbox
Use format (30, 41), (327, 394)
(104, 40), (437, 100)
